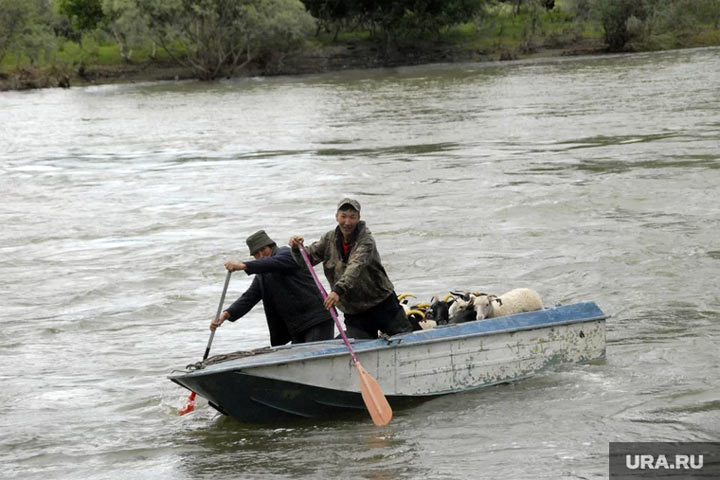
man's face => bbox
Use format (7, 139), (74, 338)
(335, 209), (360, 237)
(252, 246), (272, 259)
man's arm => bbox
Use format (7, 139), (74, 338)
(243, 249), (298, 275)
(289, 232), (329, 266)
(210, 277), (262, 330)
(226, 277), (262, 320)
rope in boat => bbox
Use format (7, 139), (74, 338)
(186, 346), (275, 370)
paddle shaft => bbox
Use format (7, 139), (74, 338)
(204, 269), (232, 360)
(299, 245), (393, 426)
(179, 269), (232, 415)
(299, 246), (359, 364)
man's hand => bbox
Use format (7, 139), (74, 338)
(324, 291), (340, 310)
(225, 261), (246, 272)
(210, 311), (230, 331)
(288, 236), (304, 249)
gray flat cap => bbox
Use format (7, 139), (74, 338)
(337, 198), (361, 212)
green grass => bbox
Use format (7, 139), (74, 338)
(55, 41), (177, 65)
(314, 29), (373, 44)
(690, 27), (720, 46)
(0, 39), (183, 73)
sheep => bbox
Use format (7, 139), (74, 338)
(447, 290), (488, 323)
(473, 288), (543, 320)
(418, 316), (437, 330)
(424, 294), (453, 325)
(406, 308), (424, 331)
(447, 292), (481, 324)
(446, 288), (543, 322)
(398, 294), (436, 330)
(398, 293), (417, 315)
(399, 307), (435, 330)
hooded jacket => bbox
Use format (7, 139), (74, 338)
(294, 221), (396, 315)
(225, 245), (332, 346)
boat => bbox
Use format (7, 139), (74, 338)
(169, 301), (607, 423)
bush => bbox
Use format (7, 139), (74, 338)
(0, 0), (32, 63)
(243, 0), (316, 71)
(595, 0), (646, 51)
(140, 0), (315, 79)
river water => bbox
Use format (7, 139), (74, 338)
(1, 46), (719, 479)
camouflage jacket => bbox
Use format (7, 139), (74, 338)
(294, 221), (396, 315)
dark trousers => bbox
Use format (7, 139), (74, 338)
(343, 293), (413, 339)
(292, 320), (335, 344)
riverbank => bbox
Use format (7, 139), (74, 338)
(0, 32), (715, 92)
(3, 0), (720, 93)
(0, 37), (607, 91)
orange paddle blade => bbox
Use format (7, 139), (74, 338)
(178, 392), (196, 415)
(355, 361), (393, 426)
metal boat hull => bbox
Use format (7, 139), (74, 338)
(169, 302), (606, 423)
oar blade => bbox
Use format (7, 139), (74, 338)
(355, 362), (393, 426)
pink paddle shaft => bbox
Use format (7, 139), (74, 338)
(299, 246), (359, 364)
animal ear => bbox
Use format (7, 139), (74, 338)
(450, 290), (470, 301)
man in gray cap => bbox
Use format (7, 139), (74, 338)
(289, 199), (413, 339)
(210, 230), (334, 346)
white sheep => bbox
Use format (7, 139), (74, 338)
(448, 288), (544, 322)
(474, 288), (543, 320)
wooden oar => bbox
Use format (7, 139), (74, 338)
(179, 269), (232, 415)
(299, 246), (392, 426)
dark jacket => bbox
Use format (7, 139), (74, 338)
(293, 221), (396, 315)
(225, 246), (332, 346)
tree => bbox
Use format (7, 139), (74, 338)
(0, 0), (31, 63)
(700, 0), (720, 28)
(58, 0), (105, 32)
(242, 0), (316, 70)
(302, 0), (354, 39)
(0, 0), (59, 66)
(102, 0), (150, 61)
(140, 0), (315, 80)
(301, 0), (486, 47)
(594, 0), (646, 51)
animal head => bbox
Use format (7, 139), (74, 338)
(406, 309), (425, 331)
(425, 296), (451, 325)
(473, 294), (501, 320)
(448, 293), (477, 323)
(397, 293), (416, 304)
(449, 290), (472, 301)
